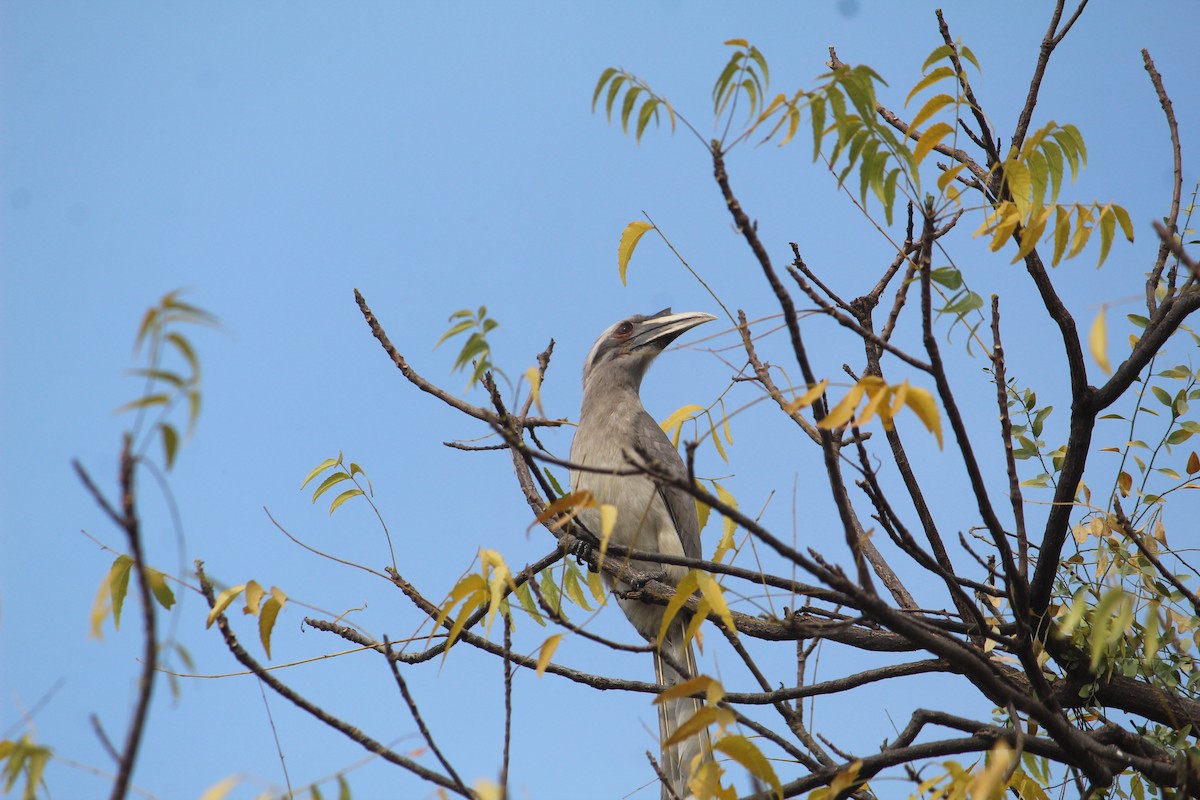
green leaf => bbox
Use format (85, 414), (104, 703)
(930, 266), (963, 289)
(921, 44), (955, 72)
(329, 488), (364, 514)
(914, 121), (954, 167)
(301, 458), (339, 490)
(434, 319), (475, 348)
(563, 561), (592, 611)
(110, 555), (134, 631)
(909, 93), (955, 134)
(160, 422), (179, 470)
(592, 67), (617, 111)
(312, 471), (351, 503)
(146, 568), (176, 610)
(905, 66), (954, 106)
(114, 393), (171, 415)
(1152, 386), (1174, 407)
(514, 582), (545, 626)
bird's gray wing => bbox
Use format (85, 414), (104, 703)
(639, 415), (703, 561)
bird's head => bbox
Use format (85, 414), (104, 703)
(581, 308), (716, 392)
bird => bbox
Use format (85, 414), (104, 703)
(570, 308), (717, 800)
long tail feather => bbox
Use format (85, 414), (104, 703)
(655, 623), (712, 799)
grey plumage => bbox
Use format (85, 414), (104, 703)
(570, 309), (716, 800)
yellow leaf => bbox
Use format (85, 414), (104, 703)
(90, 569), (114, 640)
(913, 121), (954, 166)
(536, 633), (562, 676)
(784, 379), (828, 413)
(598, 503), (618, 561)
(654, 674), (718, 705)
(825, 761), (863, 799)
(910, 94), (955, 135)
(658, 570), (699, 647)
(474, 780), (503, 800)
(243, 580), (265, 615)
(663, 706), (732, 748)
(1118, 471), (1132, 497)
(524, 366), (544, 416)
(714, 735), (783, 799)
(695, 572), (736, 633)
(1089, 306), (1111, 374)
(970, 741), (1014, 799)
(713, 481), (738, 547)
(481, 549), (516, 634)
(818, 381), (868, 430)
(660, 404), (705, 434)
(853, 376), (889, 428)
(617, 221), (654, 286)
(586, 567), (608, 606)
(903, 385), (943, 448)
(708, 412), (728, 463)
(259, 591), (286, 659)
(529, 490), (596, 533)
(206, 584), (246, 628)
(199, 776), (240, 800)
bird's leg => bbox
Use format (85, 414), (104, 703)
(561, 531), (599, 572)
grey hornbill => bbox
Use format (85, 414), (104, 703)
(570, 308), (717, 799)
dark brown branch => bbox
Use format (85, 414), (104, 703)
(353, 289), (564, 431)
(1143, 50), (1184, 310)
(989, 297), (1029, 578)
(382, 636), (468, 793)
(197, 563), (471, 796)
(75, 436), (157, 800)
(936, 10), (1001, 170)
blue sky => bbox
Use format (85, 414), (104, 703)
(3, 3), (1199, 799)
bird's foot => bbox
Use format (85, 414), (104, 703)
(628, 568), (667, 590)
(562, 534), (599, 572)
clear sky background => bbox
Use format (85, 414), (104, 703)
(3, 3), (1199, 799)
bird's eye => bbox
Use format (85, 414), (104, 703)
(614, 321), (635, 338)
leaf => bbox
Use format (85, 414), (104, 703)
(109, 555), (134, 631)
(784, 379), (828, 413)
(529, 490), (595, 533)
(1187, 452), (1199, 475)
(199, 776), (241, 800)
(592, 67), (617, 111)
(524, 366), (544, 417)
(598, 503), (618, 560)
(658, 570), (699, 647)
(617, 221), (654, 286)
(146, 568), (176, 610)
(563, 561), (591, 611)
(259, 588), (287, 659)
(114, 393), (171, 415)
(910, 95), (955, 137)
(660, 403), (705, 436)
(536, 634), (562, 676)
(655, 674), (719, 705)
(695, 572), (736, 633)
(243, 579), (265, 615)
(1089, 307), (1111, 374)
(206, 584), (247, 628)
(329, 488), (364, 514)
(160, 422), (179, 470)
(301, 457), (339, 489)
(714, 735), (783, 799)
(514, 582), (545, 626)
(904, 385), (943, 448)
(90, 570), (112, 639)
(904, 66), (954, 106)
(434, 319), (475, 348)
